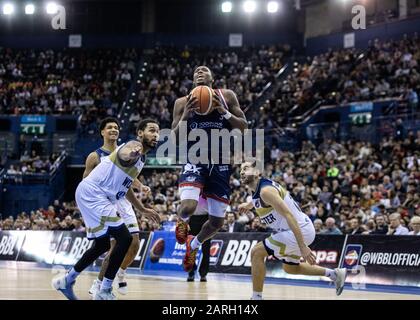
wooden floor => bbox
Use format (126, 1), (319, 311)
(0, 264), (419, 300)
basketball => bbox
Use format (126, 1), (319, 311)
(149, 238), (165, 263)
(190, 85), (213, 115)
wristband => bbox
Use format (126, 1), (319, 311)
(223, 111), (232, 120)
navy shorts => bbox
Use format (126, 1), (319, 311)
(179, 163), (232, 204)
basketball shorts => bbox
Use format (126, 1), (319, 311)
(115, 198), (139, 234)
(75, 180), (123, 239)
(263, 222), (316, 265)
(179, 163), (231, 217)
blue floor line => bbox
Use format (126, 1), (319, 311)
(2, 261), (419, 296)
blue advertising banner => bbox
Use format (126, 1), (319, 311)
(143, 231), (202, 272)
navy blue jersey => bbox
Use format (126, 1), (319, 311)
(186, 89), (232, 164)
(95, 147), (112, 163)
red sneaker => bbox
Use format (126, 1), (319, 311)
(175, 219), (189, 244)
(183, 235), (198, 273)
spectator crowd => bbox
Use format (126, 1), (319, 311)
(1, 134), (419, 236)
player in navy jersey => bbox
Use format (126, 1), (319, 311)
(171, 66), (248, 272)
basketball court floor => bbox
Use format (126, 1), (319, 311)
(0, 262), (419, 300)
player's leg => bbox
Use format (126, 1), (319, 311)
(95, 224), (132, 300)
(175, 179), (202, 244)
(197, 215), (211, 281)
(177, 165), (205, 244)
(116, 233), (140, 294)
(250, 242), (269, 300)
(267, 228), (347, 296)
(183, 165), (230, 272)
(114, 200), (141, 294)
(187, 215), (200, 281)
(183, 200), (226, 272)
(53, 182), (116, 300)
(53, 235), (111, 300)
(88, 239), (115, 296)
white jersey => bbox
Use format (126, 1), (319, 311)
(252, 177), (310, 232)
(84, 144), (145, 203)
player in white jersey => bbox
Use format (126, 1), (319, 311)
(52, 119), (160, 300)
(238, 161), (347, 300)
(82, 117), (154, 296)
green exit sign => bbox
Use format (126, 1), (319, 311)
(20, 124), (46, 135)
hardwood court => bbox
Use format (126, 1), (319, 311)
(0, 263), (419, 300)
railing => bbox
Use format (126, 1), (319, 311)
(306, 113), (420, 144)
(3, 150), (67, 185)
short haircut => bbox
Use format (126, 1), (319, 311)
(411, 216), (420, 224)
(137, 118), (159, 132)
(389, 213), (401, 220)
(99, 117), (120, 137)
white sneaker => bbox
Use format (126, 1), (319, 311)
(334, 268), (347, 296)
(88, 279), (101, 297)
(117, 281), (128, 295)
(52, 274), (78, 300)
(93, 288), (116, 300)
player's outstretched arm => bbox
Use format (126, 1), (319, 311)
(260, 186), (316, 265)
(126, 188), (160, 224)
(213, 89), (248, 132)
(82, 152), (100, 179)
(118, 140), (143, 163)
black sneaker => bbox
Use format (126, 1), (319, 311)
(200, 276), (207, 282)
(187, 274), (195, 282)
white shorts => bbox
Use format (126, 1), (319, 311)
(116, 198), (139, 234)
(264, 223), (316, 265)
(75, 180), (123, 239)
(179, 186), (228, 218)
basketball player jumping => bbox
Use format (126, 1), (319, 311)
(172, 65), (248, 272)
(83, 117), (157, 297)
(52, 120), (160, 300)
(238, 161), (347, 300)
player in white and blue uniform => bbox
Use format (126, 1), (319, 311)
(238, 161), (347, 300)
(52, 119), (160, 300)
(81, 118), (153, 297)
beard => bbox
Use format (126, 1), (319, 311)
(142, 137), (156, 149)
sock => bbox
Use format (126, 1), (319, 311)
(117, 268), (126, 281)
(65, 268), (80, 283)
(252, 291), (263, 300)
(190, 237), (202, 250)
(325, 269), (337, 281)
(100, 277), (114, 291)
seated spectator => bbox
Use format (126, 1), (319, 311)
(221, 212), (245, 233)
(72, 218), (85, 232)
(321, 217), (342, 235)
(313, 219), (323, 234)
(408, 216), (420, 236)
(246, 216), (267, 232)
(370, 215), (389, 234)
(387, 213), (409, 235)
(349, 218), (365, 235)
